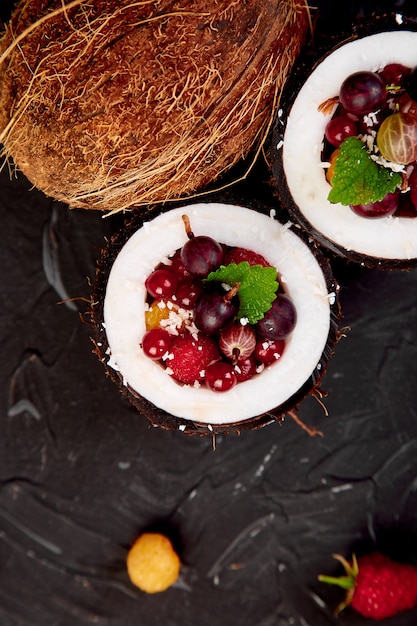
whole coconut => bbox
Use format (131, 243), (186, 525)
(0, 0), (309, 212)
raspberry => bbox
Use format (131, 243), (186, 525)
(319, 552), (417, 620)
(126, 532), (180, 594)
(145, 299), (175, 330)
(167, 333), (220, 384)
(223, 246), (270, 267)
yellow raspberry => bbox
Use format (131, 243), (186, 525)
(144, 300), (172, 330)
(126, 532), (180, 593)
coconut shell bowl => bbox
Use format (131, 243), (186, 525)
(91, 201), (341, 435)
(271, 15), (417, 269)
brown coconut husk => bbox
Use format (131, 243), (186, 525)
(0, 0), (310, 213)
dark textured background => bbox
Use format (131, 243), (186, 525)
(1, 2), (417, 625)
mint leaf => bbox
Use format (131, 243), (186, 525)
(205, 262), (278, 324)
(328, 136), (402, 206)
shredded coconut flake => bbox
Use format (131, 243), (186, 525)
(327, 292), (336, 305)
(363, 112), (378, 127)
(279, 221), (293, 233)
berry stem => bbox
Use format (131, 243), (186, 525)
(318, 574), (354, 590)
(318, 553), (359, 616)
(225, 282), (240, 301)
(181, 214), (194, 239)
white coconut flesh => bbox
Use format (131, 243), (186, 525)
(282, 30), (417, 262)
(103, 203), (333, 425)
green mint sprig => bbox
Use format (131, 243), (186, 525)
(328, 136), (402, 206)
(205, 261), (278, 324)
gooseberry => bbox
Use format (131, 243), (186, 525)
(339, 71), (387, 115)
(350, 191), (399, 219)
(377, 111), (417, 164)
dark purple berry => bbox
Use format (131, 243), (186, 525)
(193, 289), (238, 335)
(350, 191), (399, 219)
(256, 294), (296, 341)
(339, 71), (387, 115)
(180, 235), (224, 277)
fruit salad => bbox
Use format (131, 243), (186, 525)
(322, 63), (417, 218)
(141, 214), (296, 393)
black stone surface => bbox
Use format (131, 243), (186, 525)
(1, 2), (417, 625)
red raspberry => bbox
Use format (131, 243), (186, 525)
(351, 553), (417, 619)
(166, 333), (220, 384)
(320, 552), (417, 620)
(223, 247), (270, 267)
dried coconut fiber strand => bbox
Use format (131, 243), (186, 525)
(0, 0), (310, 212)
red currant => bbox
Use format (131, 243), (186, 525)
(325, 114), (358, 148)
(234, 355), (257, 382)
(141, 328), (174, 360)
(255, 338), (285, 364)
(145, 268), (178, 299)
(379, 63), (410, 88)
(205, 361), (237, 392)
(174, 278), (203, 309)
